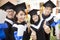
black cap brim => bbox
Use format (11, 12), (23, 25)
(0, 2), (15, 10)
(43, 0), (56, 8)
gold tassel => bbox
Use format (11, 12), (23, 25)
(40, 2), (44, 19)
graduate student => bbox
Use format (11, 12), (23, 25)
(0, 2), (16, 40)
(28, 9), (50, 40)
(13, 2), (31, 40)
(42, 0), (56, 40)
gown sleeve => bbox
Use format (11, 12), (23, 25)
(23, 27), (31, 40)
(4, 21), (15, 40)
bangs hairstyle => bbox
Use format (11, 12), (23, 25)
(16, 9), (26, 15)
(30, 15), (40, 24)
(14, 9), (26, 21)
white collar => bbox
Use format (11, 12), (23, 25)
(13, 24), (27, 36)
(31, 19), (43, 29)
(31, 14), (54, 29)
(5, 18), (13, 25)
(13, 24), (26, 28)
(42, 14), (54, 21)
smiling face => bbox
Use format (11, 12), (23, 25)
(16, 10), (25, 23)
(6, 9), (16, 19)
(44, 7), (52, 16)
(32, 15), (39, 23)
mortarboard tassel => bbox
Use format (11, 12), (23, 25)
(25, 4), (31, 33)
(40, 2), (44, 19)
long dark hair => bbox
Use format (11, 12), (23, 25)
(30, 15), (40, 25)
(14, 9), (26, 22)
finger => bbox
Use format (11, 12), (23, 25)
(44, 21), (46, 24)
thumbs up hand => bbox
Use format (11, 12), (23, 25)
(30, 28), (37, 40)
(43, 21), (51, 34)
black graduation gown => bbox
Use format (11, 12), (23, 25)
(4, 18), (15, 40)
(23, 28), (31, 40)
(12, 22), (31, 40)
(30, 20), (46, 40)
(42, 14), (54, 40)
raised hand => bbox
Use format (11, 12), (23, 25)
(43, 21), (51, 34)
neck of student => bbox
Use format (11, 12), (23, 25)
(17, 20), (23, 23)
(43, 13), (51, 17)
(43, 13), (48, 16)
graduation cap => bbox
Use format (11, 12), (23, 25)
(43, 0), (56, 8)
(28, 9), (39, 16)
(15, 2), (27, 13)
(0, 2), (15, 10)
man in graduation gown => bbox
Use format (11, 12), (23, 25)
(0, 2), (16, 40)
(42, 0), (56, 40)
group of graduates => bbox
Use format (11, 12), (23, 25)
(0, 0), (57, 40)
